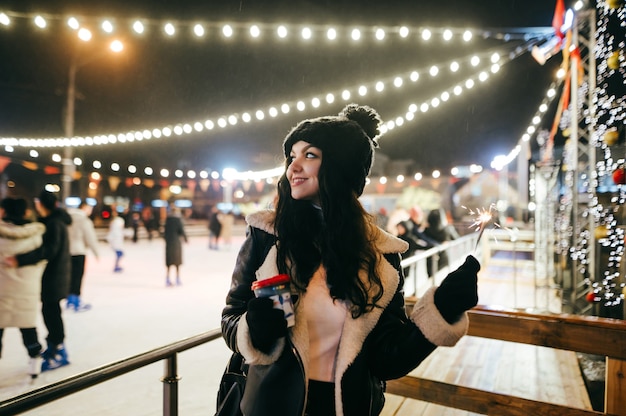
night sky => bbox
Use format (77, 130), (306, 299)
(0, 0), (564, 176)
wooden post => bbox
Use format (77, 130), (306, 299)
(605, 357), (626, 415)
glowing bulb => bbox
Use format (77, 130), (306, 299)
(193, 24), (205, 37)
(34, 16), (47, 29)
(164, 23), (175, 36)
(102, 20), (114, 33)
(133, 21), (144, 34)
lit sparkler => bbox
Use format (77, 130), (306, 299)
(464, 204), (500, 251)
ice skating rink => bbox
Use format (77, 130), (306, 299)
(0, 232), (242, 415)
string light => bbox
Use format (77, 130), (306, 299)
(0, 10), (552, 44)
(0, 13), (560, 196)
(584, 0), (626, 308)
(0, 45), (521, 150)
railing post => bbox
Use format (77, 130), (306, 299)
(162, 354), (181, 416)
(605, 357), (626, 415)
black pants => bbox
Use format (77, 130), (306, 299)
(70, 255), (86, 296)
(305, 380), (336, 416)
(42, 301), (64, 347)
(0, 327), (42, 358)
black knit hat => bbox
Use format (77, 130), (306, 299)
(282, 103), (382, 196)
(38, 189), (58, 211)
(1, 197), (26, 219)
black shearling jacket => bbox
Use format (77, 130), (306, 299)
(221, 210), (470, 416)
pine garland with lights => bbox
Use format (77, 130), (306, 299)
(587, 0), (626, 313)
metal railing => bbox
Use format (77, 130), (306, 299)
(400, 233), (478, 296)
(0, 330), (222, 416)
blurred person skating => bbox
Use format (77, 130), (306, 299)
(220, 104), (480, 416)
(163, 206), (188, 286)
(219, 210), (235, 249)
(208, 206), (222, 250)
(131, 211), (141, 243)
(142, 207), (157, 241)
(9, 190), (72, 372)
(107, 210), (125, 273)
(67, 201), (99, 311)
(0, 197), (47, 378)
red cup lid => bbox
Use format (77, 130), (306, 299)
(251, 274), (290, 290)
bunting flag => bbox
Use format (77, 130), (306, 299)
(375, 181), (386, 194)
(44, 165), (61, 175)
(242, 180), (252, 192)
(144, 178), (155, 188)
(570, 46), (584, 86)
(199, 178), (210, 192)
(255, 180), (265, 193)
(159, 179), (169, 188)
(543, 70), (571, 162)
(22, 161), (38, 170)
(125, 177), (134, 188)
(108, 176), (121, 192)
(73, 171), (82, 180)
(211, 179), (221, 192)
(0, 156), (11, 173)
(552, 0), (566, 42)
(186, 179), (197, 192)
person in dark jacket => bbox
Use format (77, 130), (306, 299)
(395, 220), (424, 277)
(208, 206), (222, 250)
(424, 207), (461, 272)
(163, 206), (187, 286)
(220, 104), (480, 416)
(8, 190), (72, 372)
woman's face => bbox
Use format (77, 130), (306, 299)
(286, 140), (322, 204)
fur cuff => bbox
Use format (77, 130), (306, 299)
(236, 312), (286, 365)
(410, 287), (469, 346)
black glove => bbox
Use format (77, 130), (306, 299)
(245, 297), (288, 354)
(434, 255), (480, 323)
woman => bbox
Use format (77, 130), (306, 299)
(220, 104), (480, 416)
(0, 197), (47, 378)
(163, 206), (187, 286)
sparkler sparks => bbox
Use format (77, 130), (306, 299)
(464, 204), (501, 251)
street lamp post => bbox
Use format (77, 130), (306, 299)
(60, 29), (123, 206)
(61, 56), (77, 206)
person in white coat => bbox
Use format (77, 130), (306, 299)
(67, 201), (99, 311)
(0, 197), (47, 378)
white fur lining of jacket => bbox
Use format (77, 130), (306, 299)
(410, 286), (469, 347)
(242, 209), (411, 361)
